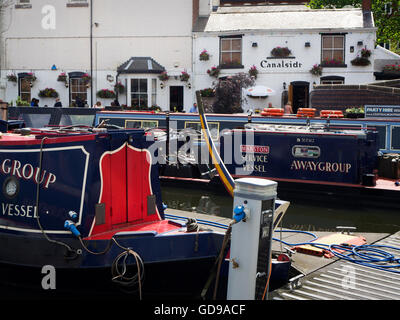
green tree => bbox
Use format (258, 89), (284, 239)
(308, 0), (400, 54)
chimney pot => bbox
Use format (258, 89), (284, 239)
(362, 0), (372, 11)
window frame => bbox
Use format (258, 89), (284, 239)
(18, 77), (31, 104)
(130, 78), (148, 108)
(69, 77), (88, 107)
(219, 35), (244, 69)
(321, 34), (347, 68)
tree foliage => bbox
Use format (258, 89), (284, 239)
(308, 0), (400, 53)
(212, 73), (255, 114)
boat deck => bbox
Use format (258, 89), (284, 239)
(164, 208), (394, 300)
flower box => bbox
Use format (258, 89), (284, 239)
(57, 73), (68, 82)
(271, 46), (291, 58)
(38, 88), (59, 98)
(351, 56), (370, 66)
(97, 89), (116, 99)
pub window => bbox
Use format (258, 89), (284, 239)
(220, 36), (243, 68)
(321, 34), (345, 65)
(19, 77), (31, 103)
(151, 79), (157, 106)
(320, 76), (345, 85)
(70, 78), (88, 107)
(131, 79), (148, 107)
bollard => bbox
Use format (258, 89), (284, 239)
(227, 177), (277, 300)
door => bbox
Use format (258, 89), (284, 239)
(291, 81), (310, 113)
(170, 86), (184, 112)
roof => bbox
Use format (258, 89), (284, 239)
(197, 5), (374, 33)
(117, 57), (165, 74)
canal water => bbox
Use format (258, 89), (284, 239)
(162, 186), (400, 234)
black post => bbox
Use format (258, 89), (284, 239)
(166, 111), (170, 162)
(90, 0), (93, 106)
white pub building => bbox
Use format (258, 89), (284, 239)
(0, 0), (398, 112)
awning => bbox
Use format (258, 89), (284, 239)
(117, 57), (165, 74)
(246, 85), (276, 97)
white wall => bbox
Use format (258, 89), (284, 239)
(193, 29), (376, 111)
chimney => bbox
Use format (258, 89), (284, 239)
(362, 0), (372, 11)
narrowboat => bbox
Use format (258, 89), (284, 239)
(0, 123), (291, 299)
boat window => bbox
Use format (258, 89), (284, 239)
(391, 126), (400, 151)
(60, 114), (95, 127)
(184, 121), (219, 140)
(125, 120), (158, 129)
(367, 125), (387, 151)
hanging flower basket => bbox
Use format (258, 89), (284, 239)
(25, 72), (37, 83)
(114, 81), (125, 94)
(57, 72), (68, 83)
(158, 71), (169, 81)
(38, 88), (59, 98)
(271, 46), (291, 58)
(6, 74), (17, 82)
(81, 73), (91, 85)
(310, 64), (323, 76)
(180, 71), (190, 82)
(351, 56), (370, 66)
(361, 48), (371, 58)
(199, 49), (210, 61)
(97, 89), (116, 99)
(248, 65), (258, 78)
(207, 66), (220, 78)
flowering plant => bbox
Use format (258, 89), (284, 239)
(321, 57), (344, 66)
(361, 48), (371, 58)
(200, 88), (215, 97)
(114, 81), (125, 94)
(207, 66), (220, 78)
(158, 71), (169, 81)
(199, 49), (210, 61)
(383, 64), (400, 72)
(271, 46), (291, 57)
(25, 72), (37, 83)
(81, 73), (91, 85)
(38, 88), (59, 98)
(351, 56), (370, 66)
(57, 72), (67, 82)
(6, 74), (17, 82)
(248, 65), (258, 78)
(310, 64), (323, 76)
(180, 71), (190, 82)
(97, 89), (116, 99)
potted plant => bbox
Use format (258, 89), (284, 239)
(345, 107), (364, 118)
(207, 66), (220, 78)
(200, 88), (215, 97)
(6, 74), (17, 82)
(310, 64), (323, 76)
(114, 81), (125, 94)
(270, 46), (291, 57)
(199, 49), (210, 61)
(180, 71), (190, 82)
(96, 89), (116, 99)
(248, 65), (258, 78)
(383, 64), (400, 74)
(38, 88), (59, 98)
(158, 71), (169, 81)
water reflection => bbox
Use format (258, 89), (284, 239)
(162, 186), (400, 234)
